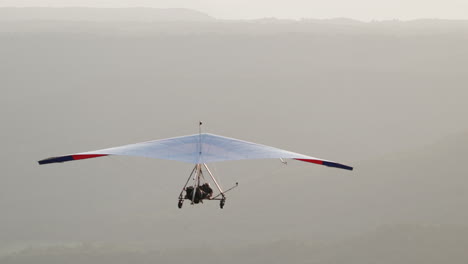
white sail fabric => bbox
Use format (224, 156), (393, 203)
(38, 133), (353, 170)
(82, 133), (315, 163)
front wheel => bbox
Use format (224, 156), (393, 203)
(220, 199), (225, 209)
(178, 200), (183, 209)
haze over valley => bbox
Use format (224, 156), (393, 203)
(1, 7), (468, 263)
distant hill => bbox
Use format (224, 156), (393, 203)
(2, 224), (467, 264)
(1, 10), (468, 36)
(0, 7), (214, 21)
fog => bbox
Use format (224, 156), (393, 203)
(2, 0), (468, 20)
(1, 8), (468, 263)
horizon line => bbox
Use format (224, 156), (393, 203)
(1, 6), (468, 22)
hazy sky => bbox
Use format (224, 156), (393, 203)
(1, 0), (467, 20)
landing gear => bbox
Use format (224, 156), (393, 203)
(220, 198), (225, 209)
(178, 199), (183, 209)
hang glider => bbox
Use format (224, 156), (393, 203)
(38, 133), (352, 170)
(39, 132), (352, 208)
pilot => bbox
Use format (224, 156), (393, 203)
(200, 183), (213, 199)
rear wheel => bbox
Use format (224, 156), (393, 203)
(178, 200), (183, 209)
(220, 199), (225, 209)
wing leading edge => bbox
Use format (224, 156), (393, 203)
(38, 154), (108, 165)
(38, 133), (353, 170)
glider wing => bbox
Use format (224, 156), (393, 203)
(38, 133), (352, 170)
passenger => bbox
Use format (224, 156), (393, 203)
(185, 186), (204, 203)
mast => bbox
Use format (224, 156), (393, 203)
(197, 121), (202, 163)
